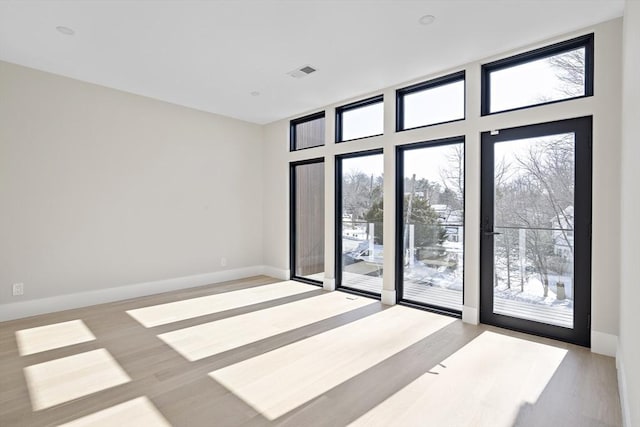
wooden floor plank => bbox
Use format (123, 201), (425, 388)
(158, 292), (376, 361)
(0, 275), (622, 427)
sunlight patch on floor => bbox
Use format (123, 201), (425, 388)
(159, 292), (377, 361)
(348, 331), (568, 427)
(57, 396), (171, 427)
(209, 306), (455, 420)
(15, 319), (96, 356)
(23, 349), (131, 410)
(126, 281), (316, 328)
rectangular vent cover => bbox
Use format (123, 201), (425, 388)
(287, 65), (317, 78)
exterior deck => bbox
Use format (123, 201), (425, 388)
(304, 271), (572, 328)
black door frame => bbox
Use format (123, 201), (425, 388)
(290, 157), (325, 286)
(480, 116), (592, 347)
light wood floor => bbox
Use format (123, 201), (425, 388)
(0, 276), (622, 427)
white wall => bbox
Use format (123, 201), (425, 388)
(261, 122), (290, 279)
(262, 18), (623, 354)
(0, 61), (264, 314)
(618, 1), (640, 424)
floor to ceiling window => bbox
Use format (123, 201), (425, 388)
(285, 28), (601, 347)
(290, 159), (325, 284)
(289, 111), (326, 285)
(396, 137), (465, 313)
(336, 150), (384, 295)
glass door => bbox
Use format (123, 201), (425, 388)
(480, 117), (592, 346)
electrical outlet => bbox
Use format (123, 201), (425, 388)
(220, 257), (227, 267)
(12, 283), (24, 296)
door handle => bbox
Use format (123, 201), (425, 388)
(481, 218), (502, 236)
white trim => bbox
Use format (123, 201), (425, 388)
(591, 330), (618, 357)
(0, 266), (269, 322)
(617, 341), (631, 427)
(261, 266), (290, 281)
(381, 289), (396, 306)
(323, 277), (336, 291)
(462, 306), (479, 325)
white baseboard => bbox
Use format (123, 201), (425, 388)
(381, 289), (396, 305)
(462, 306), (479, 325)
(0, 265), (277, 322)
(617, 342), (631, 427)
(261, 266), (289, 281)
(323, 277), (336, 291)
(591, 330), (618, 357)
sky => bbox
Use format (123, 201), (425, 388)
(491, 47), (584, 112)
(403, 143), (461, 183)
(495, 133), (575, 183)
(341, 143), (461, 185)
(342, 153), (384, 177)
(342, 102), (384, 141)
(403, 80), (464, 129)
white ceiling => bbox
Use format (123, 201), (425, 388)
(0, 0), (624, 124)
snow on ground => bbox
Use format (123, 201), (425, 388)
(341, 235), (572, 310)
(342, 238), (362, 252)
(495, 276), (573, 309)
(404, 261), (463, 291)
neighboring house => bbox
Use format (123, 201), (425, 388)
(404, 191), (425, 198)
(438, 207), (464, 243)
(431, 204), (449, 220)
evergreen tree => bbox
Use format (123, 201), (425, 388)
(363, 197), (445, 246)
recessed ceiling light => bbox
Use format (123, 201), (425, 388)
(56, 26), (75, 35)
(250, 91), (260, 97)
(418, 15), (436, 26)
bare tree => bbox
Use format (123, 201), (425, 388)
(494, 158), (518, 289)
(508, 175), (555, 297)
(500, 135), (575, 297)
(439, 145), (464, 209)
(548, 49), (585, 97)
(342, 170), (383, 222)
(514, 135), (575, 259)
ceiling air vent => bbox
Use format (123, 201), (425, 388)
(287, 65), (317, 78)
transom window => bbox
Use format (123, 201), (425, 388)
(336, 95), (384, 142)
(290, 111), (325, 151)
(397, 71), (465, 131)
(482, 34), (594, 115)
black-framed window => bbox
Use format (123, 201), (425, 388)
(396, 136), (465, 315)
(290, 158), (325, 285)
(336, 95), (384, 142)
(290, 112), (325, 151)
(482, 33), (594, 115)
(396, 71), (465, 131)
(335, 149), (384, 297)
(480, 116), (592, 347)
